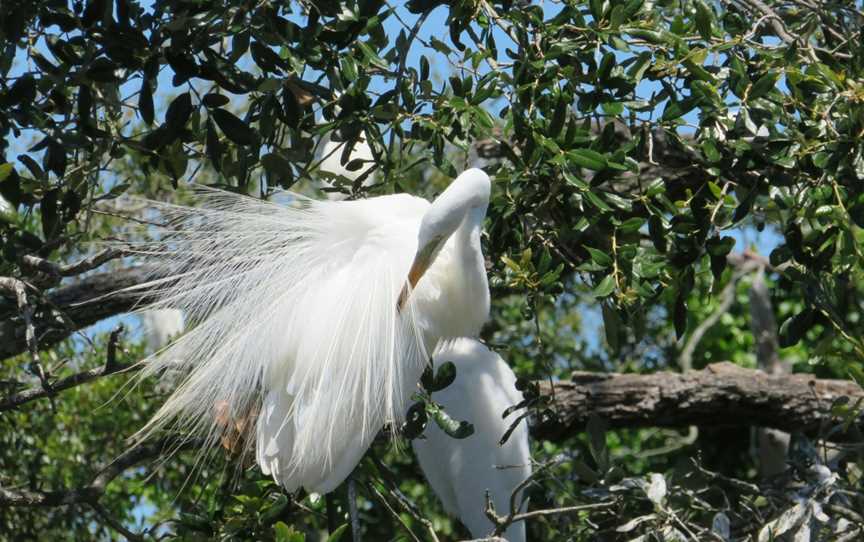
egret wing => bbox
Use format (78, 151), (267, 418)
(129, 188), (431, 490)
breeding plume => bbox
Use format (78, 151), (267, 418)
(131, 168), (491, 494)
(414, 339), (532, 541)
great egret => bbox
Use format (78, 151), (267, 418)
(140, 309), (184, 351)
(318, 134), (375, 186)
(414, 339), (531, 542)
(131, 168), (492, 494)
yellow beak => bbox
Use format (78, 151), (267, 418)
(397, 257), (430, 312)
(397, 234), (446, 312)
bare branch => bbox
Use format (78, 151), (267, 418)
(534, 362), (864, 442)
(0, 325), (132, 411)
(0, 267), (152, 360)
(484, 488), (615, 534)
(0, 438), (199, 508)
(89, 500), (146, 542)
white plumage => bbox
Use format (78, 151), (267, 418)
(414, 339), (531, 542)
(318, 134), (375, 184)
(129, 169), (492, 494)
(140, 309), (185, 351)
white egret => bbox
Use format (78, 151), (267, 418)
(140, 309), (185, 351)
(414, 339), (531, 542)
(131, 168), (492, 494)
(318, 133), (375, 189)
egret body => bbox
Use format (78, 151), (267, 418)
(133, 169), (492, 494)
(414, 339), (531, 542)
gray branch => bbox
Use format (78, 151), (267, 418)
(0, 267), (151, 360)
(534, 362), (864, 442)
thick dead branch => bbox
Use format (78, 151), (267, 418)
(0, 267), (151, 360)
(19, 247), (130, 282)
(533, 362), (864, 442)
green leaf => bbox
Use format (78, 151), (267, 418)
(597, 52), (616, 83)
(139, 78), (154, 125)
(602, 302), (621, 353)
(548, 93), (568, 138)
(585, 190), (612, 212)
(202, 93), (230, 108)
(702, 139), (721, 163)
(44, 140), (67, 177)
(569, 149), (608, 170)
(326, 524), (349, 542)
(707, 236), (736, 256)
(211, 108), (257, 146)
(165, 92), (192, 133)
(17, 154), (44, 180)
(812, 152), (829, 168)
(0, 163), (14, 183)
(673, 293), (687, 339)
(779, 308), (814, 348)
(429, 361), (457, 392)
(419, 55), (430, 81)
(274, 521), (305, 542)
(260, 495), (289, 524)
(261, 152), (292, 176)
(589, 0), (605, 21)
(649, 215), (667, 252)
(357, 41), (388, 69)
(585, 246), (613, 267)
(661, 98), (695, 121)
(626, 51), (652, 83)
(430, 405), (474, 439)
(402, 401), (428, 439)
(694, 1), (713, 40)
(429, 36), (452, 55)
(205, 119), (223, 172)
(592, 274), (616, 298)
(563, 171), (588, 190)
(618, 217), (646, 232)
(41, 188), (59, 238)
(86, 57), (119, 82)
(750, 72), (780, 100)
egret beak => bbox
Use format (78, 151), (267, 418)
(397, 235), (445, 312)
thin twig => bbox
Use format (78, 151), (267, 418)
(348, 478), (361, 542)
(90, 500), (146, 542)
(0, 325), (132, 411)
(366, 483), (423, 542)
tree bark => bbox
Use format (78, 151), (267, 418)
(533, 362), (864, 442)
(0, 267), (151, 360)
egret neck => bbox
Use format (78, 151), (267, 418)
(397, 168), (491, 312)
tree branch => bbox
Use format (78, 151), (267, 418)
(0, 438), (197, 507)
(533, 362), (864, 442)
(0, 324), (132, 411)
(0, 266), (152, 360)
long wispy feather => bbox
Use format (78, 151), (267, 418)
(123, 187), (432, 492)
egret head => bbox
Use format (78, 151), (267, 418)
(397, 168), (491, 311)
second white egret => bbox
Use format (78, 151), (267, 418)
(414, 339), (532, 542)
